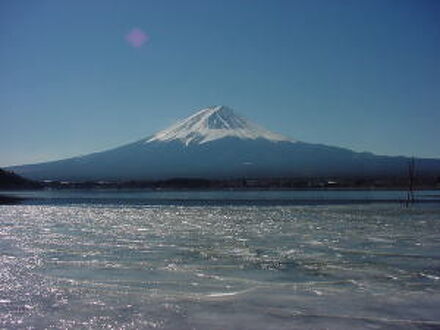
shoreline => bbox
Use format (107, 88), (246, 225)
(1, 190), (439, 207)
(0, 194), (25, 205)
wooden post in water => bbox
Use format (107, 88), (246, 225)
(406, 157), (416, 207)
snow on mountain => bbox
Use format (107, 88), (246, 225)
(146, 105), (293, 145)
(8, 104), (440, 181)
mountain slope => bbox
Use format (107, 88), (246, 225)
(8, 106), (440, 181)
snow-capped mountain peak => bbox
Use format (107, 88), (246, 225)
(10, 104), (440, 181)
(146, 105), (294, 145)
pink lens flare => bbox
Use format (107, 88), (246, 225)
(125, 28), (149, 48)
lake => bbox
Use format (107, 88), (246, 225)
(1, 190), (440, 329)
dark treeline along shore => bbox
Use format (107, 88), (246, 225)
(1, 168), (439, 191)
(39, 175), (440, 190)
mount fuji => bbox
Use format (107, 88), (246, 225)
(9, 105), (440, 181)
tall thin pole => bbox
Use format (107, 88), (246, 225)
(407, 157), (416, 206)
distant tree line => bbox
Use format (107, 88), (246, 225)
(40, 175), (440, 190)
(1, 168), (439, 191)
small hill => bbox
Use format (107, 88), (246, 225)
(0, 168), (42, 190)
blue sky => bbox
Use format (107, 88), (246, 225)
(1, 0), (439, 166)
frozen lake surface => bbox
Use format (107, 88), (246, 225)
(1, 190), (440, 329)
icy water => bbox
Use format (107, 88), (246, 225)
(1, 190), (440, 329)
